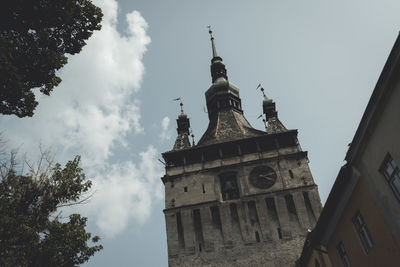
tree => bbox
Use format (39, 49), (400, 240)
(0, 144), (102, 266)
(0, 0), (103, 117)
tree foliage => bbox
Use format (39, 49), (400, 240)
(0, 146), (102, 267)
(0, 0), (103, 117)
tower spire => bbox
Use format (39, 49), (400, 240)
(207, 26), (228, 83)
(208, 26), (219, 59)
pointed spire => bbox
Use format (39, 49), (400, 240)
(208, 26), (219, 60)
(207, 26), (228, 83)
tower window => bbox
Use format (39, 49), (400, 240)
(210, 206), (222, 230)
(277, 228), (282, 239)
(303, 191), (316, 224)
(266, 197), (278, 220)
(176, 212), (185, 248)
(289, 169), (294, 179)
(220, 172), (240, 200)
(193, 209), (204, 252)
(202, 184), (205, 194)
(248, 201), (259, 225)
(230, 203), (239, 222)
(184, 186), (188, 192)
(255, 231), (260, 242)
(285, 194), (297, 215)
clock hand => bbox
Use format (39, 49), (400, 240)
(258, 174), (274, 181)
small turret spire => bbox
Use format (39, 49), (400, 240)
(259, 88), (287, 134)
(172, 98), (192, 150)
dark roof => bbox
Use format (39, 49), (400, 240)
(197, 108), (266, 146)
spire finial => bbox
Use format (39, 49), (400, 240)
(207, 25), (219, 59)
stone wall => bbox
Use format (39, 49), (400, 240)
(163, 145), (322, 266)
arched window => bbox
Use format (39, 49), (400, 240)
(219, 172), (240, 200)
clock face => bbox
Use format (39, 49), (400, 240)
(249, 165), (277, 189)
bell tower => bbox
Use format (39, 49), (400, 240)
(161, 29), (322, 267)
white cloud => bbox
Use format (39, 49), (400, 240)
(160, 116), (171, 140)
(1, 1), (150, 166)
(85, 145), (163, 237)
(0, 0), (162, 237)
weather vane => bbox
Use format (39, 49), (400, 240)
(173, 97), (184, 114)
(256, 83), (266, 97)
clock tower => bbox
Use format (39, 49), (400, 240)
(161, 30), (322, 267)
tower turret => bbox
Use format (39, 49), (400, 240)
(172, 100), (191, 150)
(260, 87), (287, 134)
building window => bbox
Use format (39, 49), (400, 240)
(289, 169), (294, 179)
(277, 227), (282, 239)
(352, 211), (373, 254)
(255, 231), (260, 242)
(380, 153), (400, 200)
(336, 241), (351, 267)
(219, 172), (240, 200)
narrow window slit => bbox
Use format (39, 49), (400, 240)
(255, 231), (260, 242)
(277, 228), (282, 239)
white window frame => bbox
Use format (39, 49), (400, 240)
(336, 241), (351, 267)
(380, 153), (400, 200)
(352, 211), (373, 254)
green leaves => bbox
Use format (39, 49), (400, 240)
(0, 0), (103, 117)
(0, 156), (102, 266)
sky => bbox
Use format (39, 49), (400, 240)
(1, 0), (400, 266)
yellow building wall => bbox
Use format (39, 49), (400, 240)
(326, 178), (400, 267)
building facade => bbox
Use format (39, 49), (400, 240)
(297, 34), (400, 267)
(162, 31), (322, 266)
